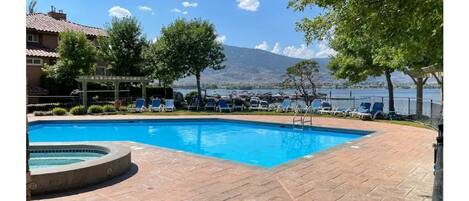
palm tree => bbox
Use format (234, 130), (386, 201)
(28, 0), (37, 14)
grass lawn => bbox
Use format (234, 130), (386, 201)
(124, 109), (434, 130)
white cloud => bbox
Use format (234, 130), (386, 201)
(237, 0), (260, 12)
(271, 42), (281, 54)
(216, 35), (226, 44)
(138, 5), (152, 12)
(254, 41), (269, 50)
(182, 2), (198, 8)
(315, 42), (337, 58)
(282, 44), (315, 59)
(108, 6), (132, 18)
(182, 11), (188, 15)
(171, 8), (182, 13)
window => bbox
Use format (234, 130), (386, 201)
(26, 57), (43, 66)
(27, 34), (39, 43)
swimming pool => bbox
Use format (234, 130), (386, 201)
(29, 119), (369, 168)
(29, 151), (106, 170)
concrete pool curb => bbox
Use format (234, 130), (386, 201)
(29, 142), (131, 195)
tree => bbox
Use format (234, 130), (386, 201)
(142, 40), (182, 88)
(282, 60), (321, 105)
(98, 17), (147, 76)
(44, 30), (97, 89)
(28, 0), (37, 14)
(153, 19), (225, 102)
(288, 0), (442, 113)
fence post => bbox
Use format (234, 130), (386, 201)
(408, 98), (411, 115)
(432, 124), (443, 201)
(381, 97), (384, 103)
(430, 99), (433, 119)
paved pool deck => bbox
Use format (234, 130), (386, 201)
(29, 115), (436, 201)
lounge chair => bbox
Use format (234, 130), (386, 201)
(317, 101), (333, 114)
(249, 98), (260, 110)
(276, 99), (291, 112)
(218, 99), (232, 112)
(233, 98), (245, 111)
(163, 99), (176, 112)
(310, 99), (322, 113)
(128, 98), (146, 112)
(258, 101), (270, 111)
(205, 98), (216, 111)
(187, 97), (200, 110)
(349, 102), (372, 117)
(358, 102), (384, 119)
(150, 99), (163, 112)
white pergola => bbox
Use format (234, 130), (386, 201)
(76, 75), (152, 108)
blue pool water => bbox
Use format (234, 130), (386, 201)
(29, 152), (105, 169)
(29, 119), (367, 168)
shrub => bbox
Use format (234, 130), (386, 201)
(103, 105), (117, 113)
(185, 91), (199, 102)
(52, 107), (67, 116)
(34, 111), (53, 116)
(87, 105), (104, 114)
(69, 106), (86, 115)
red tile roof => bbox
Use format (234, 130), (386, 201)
(26, 43), (59, 58)
(27, 13), (107, 36)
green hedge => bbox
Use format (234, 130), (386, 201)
(103, 105), (117, 113)
(70, 106), (86, 115)
(87, 105), (104, 114)
(52, 107), (67, 116)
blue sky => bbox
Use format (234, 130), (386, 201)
(27, 0), (335, 58)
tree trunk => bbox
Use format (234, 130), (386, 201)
(384, 70), (395, 113)
(195, 72), (202, 104)
(416, 77), (424, 118)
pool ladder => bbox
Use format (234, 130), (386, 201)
(292, 106), (312, 130)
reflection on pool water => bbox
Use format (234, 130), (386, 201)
(29, 119), (368, 168)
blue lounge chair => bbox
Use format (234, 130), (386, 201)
(218, 99), (232, 112)
(150, 99), (163, 112)
(350, 102), (371, 117)
(129, 98), (146, 112)
(163, 99), (176, 112)
(358, 102), (384, 119)
(276, 99), (291, 112)
(249, 98), (260, 110)
(310, 99), (322, 113)
(205, 98), (216, 111)
(233, 98), (245, 111)
(318, 101), (333, 114)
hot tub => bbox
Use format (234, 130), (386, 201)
(29, 143), (131, 195)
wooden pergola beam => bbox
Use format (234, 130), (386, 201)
(75, 76), (151, 108)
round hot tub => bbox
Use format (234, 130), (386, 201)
(29, 143), (131, 195)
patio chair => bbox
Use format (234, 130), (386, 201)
(205, 98), (216, 111)
(217, 99), (232, 112)
(249, 98), (260, 110)
(310, 99), (322, 113)
(187, 97), (200, 110)
(150, 98), (163, 112)
(276, 99), (291, 112)
(163, 99), (176, 112)
(233, 98), (245, 111)
(349, 102), (372, 117)
(128, 98), (146, 112)
(358, 102), (384, 119)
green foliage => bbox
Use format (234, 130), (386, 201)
(150, 19), (226, 100)
(103, 105), (117, 113)
(43, 30), (97, 89)
(98, 17), (147, 76)
(69, 106), (86, 115)
(28, 0), (37, 14)
(282, 60), (320, 101)
(52, 107), (67, 116)
(185, 91), (199, 102)
(87, 105), (104, 114)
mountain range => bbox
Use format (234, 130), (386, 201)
(175, 45), (420, 86)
